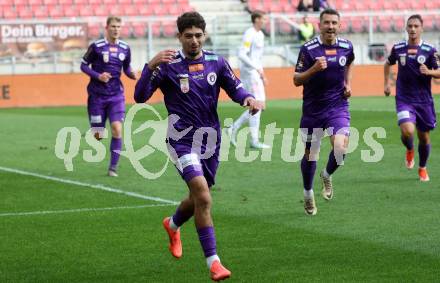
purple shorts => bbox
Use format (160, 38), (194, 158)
(396, 99), (436, 132)
(166, 133), (220, 188)
(87, 93), (125, 128)
(300, 107), (350, 149)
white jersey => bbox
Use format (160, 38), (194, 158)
(238, 27), (264, 78)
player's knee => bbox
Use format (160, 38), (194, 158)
(111, 126), (122, 138)
(194, 192), (212, 210)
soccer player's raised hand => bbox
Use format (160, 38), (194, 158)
(148, 49), (177, 70)
(312, 57), (327, 72)
(243, 97), (263, 115)
(384, 84), (391, 96)
(343, 85), (351, 99)
(98, 72), (112, 83)
(419, 64), (431, 76)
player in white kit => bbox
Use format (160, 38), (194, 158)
(228, 10), (270, 149)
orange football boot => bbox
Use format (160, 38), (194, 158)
(162, 217), (182, 258)
(210, 260), (231, 281)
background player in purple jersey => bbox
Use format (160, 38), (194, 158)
(384, 14), (440, 182)
(293, 9), (354, 215)
(80, 16), (136, 177)
(134, 12), (262, 281)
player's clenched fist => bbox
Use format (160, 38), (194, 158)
(312, 56), (327, 72)
(98, 72), (112, 83)
(148, 49), (177, 70)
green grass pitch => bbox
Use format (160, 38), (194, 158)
(1, 97), (440, 282)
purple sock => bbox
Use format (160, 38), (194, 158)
(172, 207), (193, 227)
(418, 143), (431, 167)
(301, 156), (316, 191)
(197, 226), (217, 258)
(326, 150), (345, 175)
(110, 137), (122, 171)
(401, 135), (414, 151)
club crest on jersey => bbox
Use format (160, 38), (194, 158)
(118, 53), (125, 61)
(339, 56), (347, 66)
(417, 55), (426, 64)
(207, 72), (217, 85)
(399, 54), (406, 66)
(180, 77), (189, 93)
(102, 51), (109, 63)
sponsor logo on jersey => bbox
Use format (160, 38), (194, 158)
(339, 42), (350, 49)
(325, 49), (337, 56)
(109, 47), (118, 52)
(204, 54), (218, 61)
(189, 64), (204, 72)
(408, 48), (417, 55)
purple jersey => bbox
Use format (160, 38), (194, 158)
(295, 37), (354, 116)
(81, 38), (133, 96)
(134, 50), (253, 132)
(387, 40), (439, 104)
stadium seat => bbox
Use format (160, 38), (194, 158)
(93, 5), (108, 17)
(137, 5), (152, 16)
(123, 4), (137, 16)
(48, 5), (64, 18)
(88, 24), (102, 38)
(73, 0), (88, 5)
(14, 0), (27, 6)
(79, 5), (93, 16)
(131, 22), (147, 37)
(28, 0), (43, 6)
(18, 6), (33, 19)
(162, 22), (176, 37)
(58, 0), (73, 4)
(33, 6), (49, 18)
(121, 24), (131, 38)
(64, 6), (79, 18)
(3, 7), (18, 19)
(89, 0), (102, 5)
(392, 16), (405, 32)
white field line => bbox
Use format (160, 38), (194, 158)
(0, 204), (174, 217)
(0, 166), (179, 205)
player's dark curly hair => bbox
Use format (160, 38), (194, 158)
(177, 12), (206, 33)
(407, 14), (423, 26)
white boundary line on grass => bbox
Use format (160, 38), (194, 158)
(0, 204), (174, 217)
(0, 166), (179, 205)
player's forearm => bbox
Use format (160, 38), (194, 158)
(428, 69), (440, 78)
(228, 87), (255, 106)
(384, 63), (391, 85)
(124, 66), (136, 79)
(293, 68), (317, 86)
(80, 63), (100, 80)
(344, 64), (353, 87)
(134, 65), (155, 103)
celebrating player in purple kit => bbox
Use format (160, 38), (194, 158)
(80, 16), (136, 177)
(384, 15), (440, 182)
(293, 9), (354, 215)
(134, 12), (262, 281)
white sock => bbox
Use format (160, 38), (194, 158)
(304, 189), (314, 199)
(206, 254), (220, 268)
(169, 216), (179, 231)
(233, 110), (250, 131)
(322, 169), (330, 178)
(249, 111), (261, 144)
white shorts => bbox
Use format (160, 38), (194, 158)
(241, 72), (266, 101)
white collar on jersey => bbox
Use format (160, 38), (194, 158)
(317, 35), (338, 45)
(405, 39), (423, 46)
